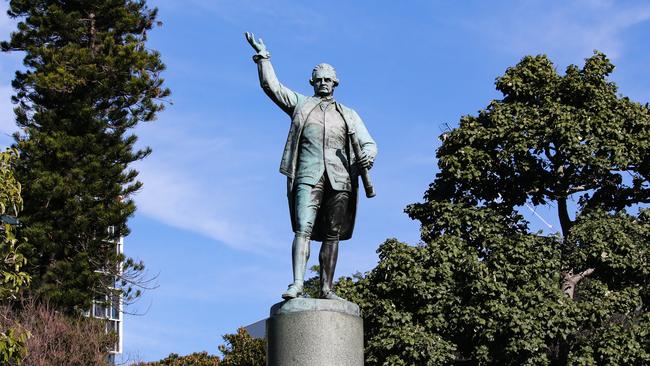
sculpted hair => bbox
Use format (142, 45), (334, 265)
(310, 63), (339, 86)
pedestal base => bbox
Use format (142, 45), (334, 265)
(266, 298), (363, 366)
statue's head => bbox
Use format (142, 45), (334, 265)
(310, 63), (338, 97)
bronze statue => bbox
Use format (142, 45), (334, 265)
(245, 33), (377, 300)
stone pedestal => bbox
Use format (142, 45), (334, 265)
(266, 298), (363, 366)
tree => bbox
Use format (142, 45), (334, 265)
(135, 328), (265, 366)
(218, 327), (265, 366)
(1, 0), (169, 312)
(0, 148), (30, 364)
(133, 352), (222, 366)
(0, 148), (30, 303)
(0, 300), (116, 366)
(337, 52), (650, 365)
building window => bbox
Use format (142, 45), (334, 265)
(94, 299), (107, 319)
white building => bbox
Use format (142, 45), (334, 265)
(87, 231), (124, 364)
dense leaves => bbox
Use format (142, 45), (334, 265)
(134, 352), (222, 366)
(0, 148), (30, 301)
(429, 52), (650, 235)
(0, 148), (30, 365)
(336, 52), (650, 365)
(219, 328), (266, 366)
(136, 328), (265, 366)
(1, 0), (169, 312)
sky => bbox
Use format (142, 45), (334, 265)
(1, 0), (650, 363)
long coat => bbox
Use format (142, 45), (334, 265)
(283, 97), (376, 241)
(256, 58), (377, 241)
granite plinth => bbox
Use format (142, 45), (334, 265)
(266, 298), (363, 366)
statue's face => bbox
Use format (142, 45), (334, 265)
(312, 76), (336, 97)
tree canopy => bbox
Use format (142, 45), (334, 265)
(135, 328), (266, 366)
(1, 0), (169, 312)
(429, 51), (650, 236)
(337, 52), (650, 365)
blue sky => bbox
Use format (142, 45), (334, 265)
(1, 0), (650, 363)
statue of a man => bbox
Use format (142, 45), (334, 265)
(246, 33), (377, 300)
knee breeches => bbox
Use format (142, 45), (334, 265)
(294, 174), (350, 241)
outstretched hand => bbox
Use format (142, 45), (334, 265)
(245, 32), (267, 54)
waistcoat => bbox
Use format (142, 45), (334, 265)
(296, 100), (351, 191)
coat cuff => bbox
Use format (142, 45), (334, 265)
(252, 50), (271, 63)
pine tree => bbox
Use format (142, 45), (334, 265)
(1, 0), (169, 313)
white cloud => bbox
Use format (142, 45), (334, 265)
(0, 85), (17, 137)
(158, 0), (318, 27)
(153, 0), (329, 44)
(135, 161), (283, 254)
(132, 115), (288, 255)
(0, 2), (21, 142)
(0, 2), (13, 35)
(461, 0), (650, 62)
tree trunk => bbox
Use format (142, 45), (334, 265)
(557, 197), (572, 237)
(561, 268), (594, 299)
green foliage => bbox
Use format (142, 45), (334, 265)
(302, 265), (322, 298)
(1, 0), (170, 312)
(338, 52), (650, 365)
(0, 328), (29, 365)
(0, 148), (22, 217)
(133, 352), (222, 366)
(0, 149), (30, 301)
(429, 52), (650, 233)
(219, 328), (265, 366)
(136, 328), (265, 366)
(340, 227), (572, 364)
(0, 148), (30, 365)
(560, 210), (650, 365)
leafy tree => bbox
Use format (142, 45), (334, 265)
(133, 352), (222, 366)
(0, 148), (30, 302)
(1, 0), (170, 312)
(302, 265), (322, 298)
(218, 327), (265, 366)
(338, 52), (650, 365)
(135, 328), (265, 366)
(0, 148), (30, 364)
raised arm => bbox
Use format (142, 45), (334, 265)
(245, 32), (300, 115)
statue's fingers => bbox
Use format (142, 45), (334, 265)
(258, 38), (265, 46)
(248, 32), (257, 44)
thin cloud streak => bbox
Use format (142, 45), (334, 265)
(0, 85), (17, 137)
(0, 2), (14, 35)
(132, 117), (287, 255)
(156, 0), (320, 29)
(135, 158), (285, 255)
(457, 0), (650, 62)
(1, 3), (23, 143)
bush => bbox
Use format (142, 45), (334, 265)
(0, 300), (115, 365)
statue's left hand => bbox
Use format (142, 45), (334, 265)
(357, 152), (374, 170)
